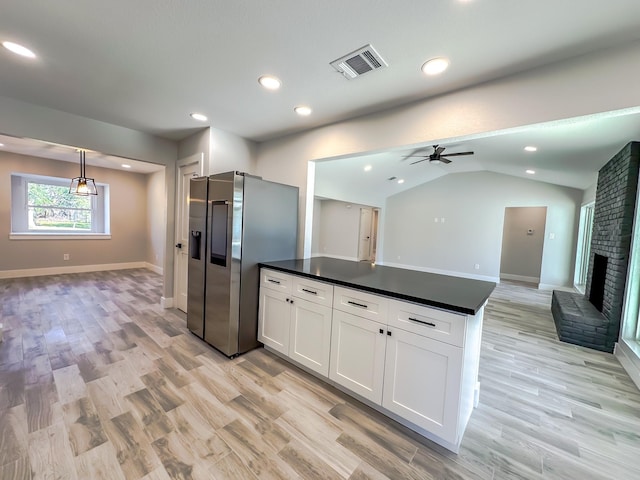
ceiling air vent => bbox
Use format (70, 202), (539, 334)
(330, 44), (387, 80)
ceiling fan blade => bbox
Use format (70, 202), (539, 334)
(436, 158), (452, 164)
(434, 146), (445, 155)
(441, 151), (474, 157)
(410, 158), (428, 165)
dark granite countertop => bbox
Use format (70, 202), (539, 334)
(260, 257), (496, 315)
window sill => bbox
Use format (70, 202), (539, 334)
(9, 233), (111, 240)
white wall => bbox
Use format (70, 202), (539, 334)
(582, 182), (597, 205)
(178, 129), (210, 173)
(176, 127), (257, 176)
(311, 197), (322, 256)
(255, 40), (640, 258)
(209, 127), (257, 175)
(315, 199), (374, 261)
(146, 169), (166, 270)
(382, 171), (582, 287)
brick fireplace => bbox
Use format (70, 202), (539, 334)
(552, 142), (639, 352)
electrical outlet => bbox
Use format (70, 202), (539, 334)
(549, 233), (555, 240)
(441, 217), (445, 223)
(434, 217), (439, 223)
(474, 263), (480, 270)
(63, 254), (70, 261)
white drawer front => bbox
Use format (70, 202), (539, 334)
(292, 276), (334, 307)
(333, 286), (388, 322)
(388, 299), (465, 347)
(260, 269), (292, 293)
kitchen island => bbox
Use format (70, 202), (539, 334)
(260, 256), (494, 314)
(257, 257), (495, 453)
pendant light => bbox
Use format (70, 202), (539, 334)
(69, 149), (98, 196)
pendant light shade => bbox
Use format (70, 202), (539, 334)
(69, 150), (97, 196)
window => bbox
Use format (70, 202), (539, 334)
(574, 202), (594, 293)
(11, 173), (110, 238)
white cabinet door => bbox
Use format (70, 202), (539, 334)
(289, 297), (333, 376)
(258, 288), (291, 355)
(383, 327), (463, 444)
(329, 309), (387, 403)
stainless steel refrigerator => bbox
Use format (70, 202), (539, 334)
(186, 171), (298, 357)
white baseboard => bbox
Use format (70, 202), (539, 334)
(538, 283), (578, 292)
(615, 340), (640, 390)
(0, 261), (151, 279)
(380, 261), (499, 283)
(144, 262), (163, 275)
(500, 273), (540, 283)
(317, 254), (359, 262)
(161, 297), (174, 309)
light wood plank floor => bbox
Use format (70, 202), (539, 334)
(1, 270), (639, 479)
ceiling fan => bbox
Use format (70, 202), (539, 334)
(407, 145), (474, 165)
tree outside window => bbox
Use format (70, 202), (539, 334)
(27, 182), (93, 231)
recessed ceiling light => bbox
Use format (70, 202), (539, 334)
(2, 41), (36, 58)
(421, 57), (449, 76)
(0, 143), (4, 147)
(190, 112), (208, 122)
(294, 106), (312, 116)
(258, 75), (281, 90)
(122, 164), (132, 169)
(364, 165), (372, 172)
(397, 179), (405, 184)
(524, 146), (538, 152)
(526, 169), (536, 175)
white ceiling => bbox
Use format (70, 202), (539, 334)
(1, 1), (640, 187)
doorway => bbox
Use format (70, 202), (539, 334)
(499, 206), (547, 285)
(358, 207), (379, 262)
(174, 153), (203, 313)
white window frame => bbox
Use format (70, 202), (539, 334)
(573, 202), (595, 293)
(10, 173), (111, 240)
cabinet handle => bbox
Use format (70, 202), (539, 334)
(408, 317), (436, 327)
(286, 298), (290, 303)
(379, 328), (384, 334)
(268, 279), (281, 285)
(301, 288), (317, 295)
(347, 300), (368, 309)
(387, 330), (392, 336)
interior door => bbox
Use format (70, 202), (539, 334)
(175, 153), (203, 312)
(358, 207), (373, 261)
